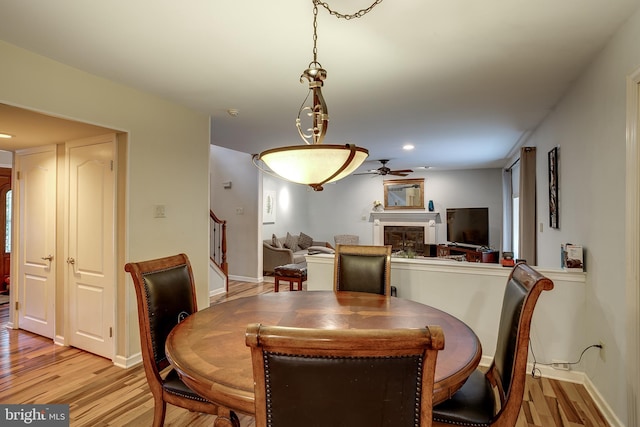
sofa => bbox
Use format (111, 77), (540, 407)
(263, 232), (334, 275)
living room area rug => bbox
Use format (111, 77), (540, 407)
(0, 294), (9, 305)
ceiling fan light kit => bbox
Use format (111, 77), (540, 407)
(253, 0), (385, 191)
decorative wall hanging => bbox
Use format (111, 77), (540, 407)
(548, 147), (558, 228)
(263, 191), (276, 224)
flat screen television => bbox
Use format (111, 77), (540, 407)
(446, 207), (489, 247)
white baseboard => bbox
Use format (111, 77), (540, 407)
(228, 274), (260, 283)
(209, 287), (226, 298)
(54, 335), (65, 347)
(478, 356), (622, 426)
(112, 352), (142, 369)
(533, 364), (622, 426)
(582, 374), (625, 427)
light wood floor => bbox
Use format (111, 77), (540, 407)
(0, 281), (609, 426)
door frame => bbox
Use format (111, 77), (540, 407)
(625, 67), (640, 427)
(9, 138), (120, 362)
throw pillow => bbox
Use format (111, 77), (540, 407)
(271, 234), (283, 249)
(284, 232), (299, 251)
(298, 232), (314, 250)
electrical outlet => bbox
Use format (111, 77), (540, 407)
(599, 340), (605, 362)
(153, 204), (166, 218)
(551, 359), (570, 370)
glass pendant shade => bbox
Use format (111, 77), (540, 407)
(258, 144), (368, 191)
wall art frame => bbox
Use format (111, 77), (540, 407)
(383, 178), (425, 209)
(263, 190), (276, 224)
(548, 147), (559, 229)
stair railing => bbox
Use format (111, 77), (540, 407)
(210, 210), (228, 279)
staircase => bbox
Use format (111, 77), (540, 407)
(210, 210), (228, 291)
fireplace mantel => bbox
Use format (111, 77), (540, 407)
(369, 211), (441, 223)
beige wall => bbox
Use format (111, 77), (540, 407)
(0, 40), (211, 364)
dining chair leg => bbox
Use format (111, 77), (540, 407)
(152, 398), (166, 427)
(213, 407), (240, 427)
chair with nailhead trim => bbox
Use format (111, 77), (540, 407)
(333, 244), (392, 296)
(432, 262), (554, 427)
(126, 254), (224, 427)
(246, 323), (444, 427)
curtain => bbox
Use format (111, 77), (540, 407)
(502, 168), (512, 252)
(519, 147), (536, 264)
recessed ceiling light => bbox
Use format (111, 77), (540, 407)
(0, 133), (13, 139)
(403, 144), (414, 150)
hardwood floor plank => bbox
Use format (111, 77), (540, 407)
(0, 283), (609, 426)
(529, 378), (553, 420)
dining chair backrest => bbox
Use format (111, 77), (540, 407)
(125, 253), (219, 426)
(246, 323), (445, 427)
(126, 254), (198, 372)
(492, 262), (554, 411)
(333, 244), (392, 296)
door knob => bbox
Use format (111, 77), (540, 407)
(41, 254), (53, 261)
(67, 257), (75, 264)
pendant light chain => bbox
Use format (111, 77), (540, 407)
(314, 0), (384, 20)
(312, 2), (319, 66)
(310, 0), (384, 66)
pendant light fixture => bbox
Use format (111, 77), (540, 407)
(253, 0), (384, 191)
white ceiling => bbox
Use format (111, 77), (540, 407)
(1, 0), (639, 172)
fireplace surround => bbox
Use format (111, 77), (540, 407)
(370, 212), (441, 254)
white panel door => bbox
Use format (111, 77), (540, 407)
(15, 146), (57, 338)
(66, 134), (115, 359)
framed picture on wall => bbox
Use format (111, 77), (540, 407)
(548, 147), (558, 229)
(263, 191), (276, 224)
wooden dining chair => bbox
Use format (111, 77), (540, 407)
(246, 323), (445, 427)
(333, 244), (392, 296)
(125, 254), (221, 427)
(432, 262), (554, 427)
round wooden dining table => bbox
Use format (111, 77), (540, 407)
(166, 291), (482, 426)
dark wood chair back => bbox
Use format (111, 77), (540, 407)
(433, 262), (554, 426)
(333, 244), (392, 296)
(246, 323), (445, 427)
(125, 254), (219, 427)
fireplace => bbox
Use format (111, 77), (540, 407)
(384, 226), (425, 253)
(370, 211), (440, 255)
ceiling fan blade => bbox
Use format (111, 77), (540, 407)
(391, 169), (413, 173)
(389, 172), (409, 176)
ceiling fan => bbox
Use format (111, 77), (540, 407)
(355, 159), (413, 177)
